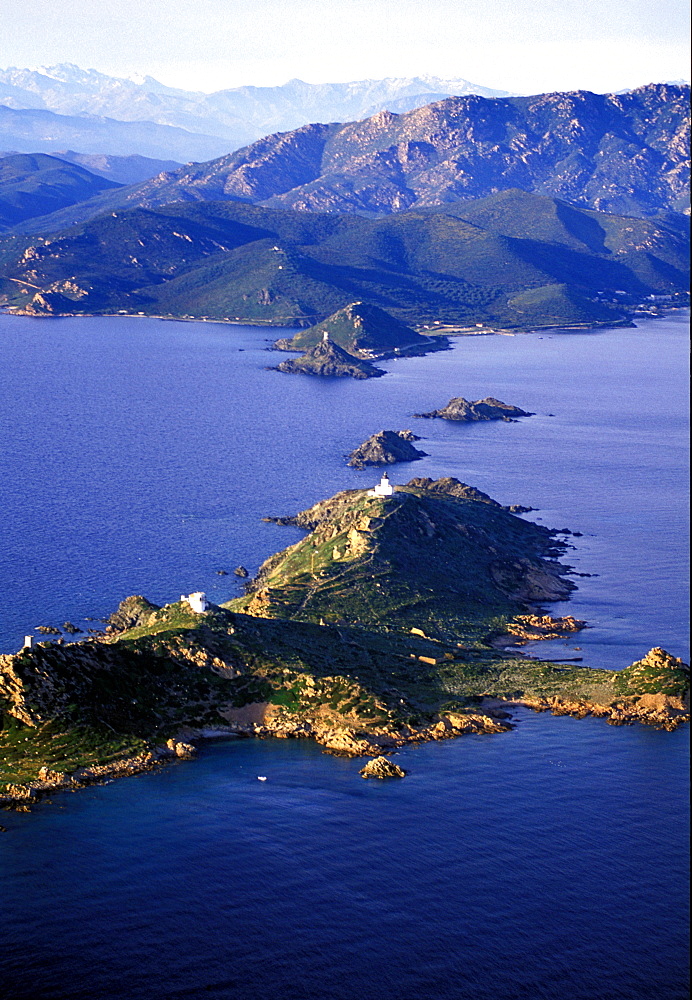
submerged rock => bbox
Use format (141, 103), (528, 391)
(359, 756), (406, 778)
(348, 430), (428, 469)
(414, 396), (534, 421)
(274, 338), (386, 379)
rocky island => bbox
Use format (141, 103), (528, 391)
(347, 430), (428, 469)
(273, 337), (386, 379)
(274, 302), (443, 359)
(1, 477), (688, 810)
(414, 397), (534, 421)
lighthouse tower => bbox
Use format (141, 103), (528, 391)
(371, 471), (394, 497)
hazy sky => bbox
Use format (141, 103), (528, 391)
(0, 0), (689, 94)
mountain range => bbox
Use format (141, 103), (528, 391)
(12, 83), (688, 234)
(0, 64), (509, 161)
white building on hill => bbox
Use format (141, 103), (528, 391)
(371, 472), (394, 497)
(181, 592), (208, 613)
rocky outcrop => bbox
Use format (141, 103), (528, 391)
(494, 648), (690, 731)
(414, 397), (534, 421)
(0, 748), (167, 810)
(348, 430), (427, 469)
(274, 338), (386, 379)
(504, 614), (586, 642)
(106, 594), (161, 633)
(406, 476), (503, 506)
(20, 290), (78, 316)
(216, 701), (511, 755)
(360, 757), (406, 778)
(510, 693), (689, 732)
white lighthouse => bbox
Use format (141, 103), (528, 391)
(371, 472), (394, 497)
(181, 592), (208, 613)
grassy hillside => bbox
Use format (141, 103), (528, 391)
(227, 479), (575, 641)
(275, 301), (432, 355)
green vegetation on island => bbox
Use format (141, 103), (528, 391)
(274, 301), (438, 357)
(1, 478), (688, 808)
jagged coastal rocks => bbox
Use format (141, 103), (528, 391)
(414, 397), (534, 421)
(347, 430), (428, 469)
(273, 337), (386, 379)
(1, 478), (688, 810)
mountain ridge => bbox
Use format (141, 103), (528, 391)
(11, 82), (688, 232)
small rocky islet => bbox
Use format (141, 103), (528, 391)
(0, 476), (688, 811)
(347, 430), (428, 469)
(414, 396), (534, 421)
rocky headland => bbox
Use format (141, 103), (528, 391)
(347, 430), (428, 469)
(1, 480), (688, 811)
(414, 397), (534, 421)
(273, 338), (386, 379)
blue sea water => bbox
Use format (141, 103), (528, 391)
(0, 311), (689, 999)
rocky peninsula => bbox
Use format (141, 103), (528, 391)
(1, 478), (688, 811)
(274, 302), (443, 359)
(414, 397), (534, 421)
(347, 430), (428, 469)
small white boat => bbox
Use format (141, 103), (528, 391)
(257, 776), (267, 782)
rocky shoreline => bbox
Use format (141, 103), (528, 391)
(4, 664), (687, 813)
(272, 338), (386, 379)
(1, 478), (688, 816)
